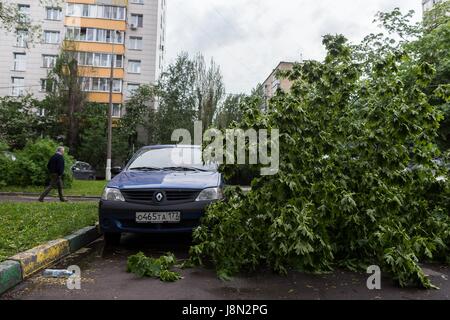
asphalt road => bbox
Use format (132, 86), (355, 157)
(1, 233), (450, 300)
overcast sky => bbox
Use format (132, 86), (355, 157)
(165, 0), (423, 94)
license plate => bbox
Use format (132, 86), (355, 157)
(136, 212), (181, 224)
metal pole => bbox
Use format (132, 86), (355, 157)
(106, 31), (116, 181)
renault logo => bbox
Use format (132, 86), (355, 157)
(155, 192), (164, 202)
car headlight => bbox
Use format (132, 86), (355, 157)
(195, 187), (224, 202)
(101, 188), (125, 202)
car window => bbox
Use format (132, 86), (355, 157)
(128, 147), (218, 171)
(81, 163), (90, 170)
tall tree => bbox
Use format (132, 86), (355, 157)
(194, 54), (225, 129)
(119, 84), (156, 150)
(157, 53), (198, 143)
(214, 93), (246, 129)
(47, 43), (87, 151)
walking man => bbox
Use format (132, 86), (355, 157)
(39, 146), (67, 202)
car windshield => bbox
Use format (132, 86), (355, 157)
(127, 147), (218, 172)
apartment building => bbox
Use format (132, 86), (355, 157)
(262, 61), (294, 100)
(0, 0), (166, 117)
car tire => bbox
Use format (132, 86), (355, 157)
(104, 232), (121, 246)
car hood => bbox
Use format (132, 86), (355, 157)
(108, 171), (221, 190)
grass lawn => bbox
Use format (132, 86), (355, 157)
(0, 180), (107, 197)
(0, 202), (98, 262)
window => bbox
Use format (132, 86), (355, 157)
(128, 60), (141, 74)
(46, 7), (62, 20)
(112, 79), (122, 93)
(272, 78), (280, 91)
(96, 29), (106, 42)
(11, 77), (25, 96)
(77, 52), (123, 68)
(44, 31), (60, 44)
(99, 78), (108, 92)
(40, 79), (54, 92)
(80, 77), (90, 91)
(65, 27), (124, 43)
(127, 83), (140, 96)
(117, 7), (126, 20)
(112, 104), (122, 118)
(66, 3), (125, 20)
(79, 28), (87, 41)
(91, 78), (99, 91)
(18, 4), (30, 23)
(129, 36), (143, 50)
(100, 53), (110, 67)
(130, 14), (143, 28)
(13, 53), (26, 71)
(85, 52), (93, 66)
(87, 28), (95, 41)
(102, 6), (112, 19)
(42, 55), (57, 68)
(115, 55), (123, 68)
(81, 78), (122, 92)
(16, 29), (28, 47)
(131, 0), (144, 4)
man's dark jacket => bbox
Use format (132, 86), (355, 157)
(47, 153), (65, 176)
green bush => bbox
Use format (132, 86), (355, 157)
(4, 139), (74, 187)
(0, 141), (11, 188)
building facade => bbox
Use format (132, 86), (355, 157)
(0, 0), (166, 117)
(262, 61), (294, 100)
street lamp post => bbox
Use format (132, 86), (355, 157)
(106, 30), (117, 181)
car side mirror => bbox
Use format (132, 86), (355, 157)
(111, 166), (122, 175)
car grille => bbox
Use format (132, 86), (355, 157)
(121, 189), (200, 203)
(121, 190), (155, 202)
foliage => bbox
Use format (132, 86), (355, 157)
(189, 34), (450, 289)
(119, 85), (156, 152)
(3, 139), (74, 187)
(215, 94), (246, 130)
(0, 201), (98, 261)
(127, 252), (182, 282)
(155, 53), (199, 144)
(47, 43), (87, 151)
(355, 2), (450, 152)
(194, 54), (225, 129)
(0, 0), (54, 41)
(151, 52), (226, 144)
(76, 103), (129, 171)
(0, 95), (48, 149)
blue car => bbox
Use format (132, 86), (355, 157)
(99, 145), (223, 244)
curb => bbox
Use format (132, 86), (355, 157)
(0, 225), (101, 295)
(0, 261), (22, 295)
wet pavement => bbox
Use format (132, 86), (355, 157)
(1, 233), (450, 300)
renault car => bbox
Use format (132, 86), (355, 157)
(99, 145), (223, 244)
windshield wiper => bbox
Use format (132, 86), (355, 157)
(162, 166), (208, 172)
(129, 167), (162, 171)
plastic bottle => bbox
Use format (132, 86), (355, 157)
(42, 269), (74, 278)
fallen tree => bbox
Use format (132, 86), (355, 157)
(190, 34), (450, 288)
